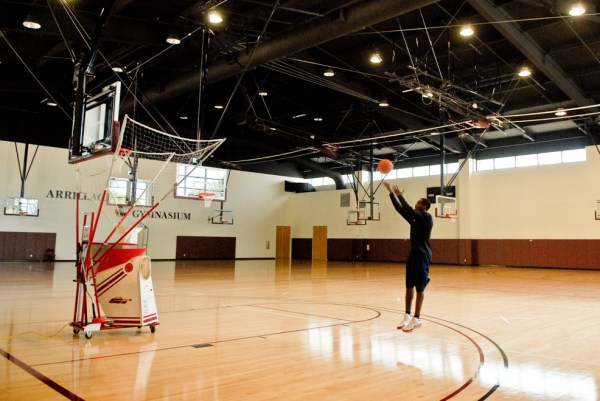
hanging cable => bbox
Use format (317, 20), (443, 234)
(211, 0), (281, 139)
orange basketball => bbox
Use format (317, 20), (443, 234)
(378, 159), (394, 174)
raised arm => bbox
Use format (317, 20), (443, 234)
(384, 182), (412, 221)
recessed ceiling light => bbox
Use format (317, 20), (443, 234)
(569, 3), (586, 16)
(460, 25), (474, 37)
(323, 69), (334, 77)
(166, 36), (181, 45)
(369, 51), (382, 64)
(23, 19), (41, 30)
(208, 10), (223, 23)
(518, 66), (531, 77)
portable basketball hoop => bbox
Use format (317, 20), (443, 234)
(198, 192), (216, 207)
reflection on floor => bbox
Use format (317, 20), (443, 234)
(1, 259), (599, 400)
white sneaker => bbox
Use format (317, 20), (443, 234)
(402, 317), (422, 333)
(397, 313), (412, 330)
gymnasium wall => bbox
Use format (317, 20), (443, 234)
(2, 141), (600, 265)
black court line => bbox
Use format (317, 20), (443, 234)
(345, 303), (507, 401)
(0, 299), (505, 400)
(0, 347), (84, 401)
(426, 314), (509, 401)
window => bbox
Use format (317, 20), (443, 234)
(310, 177), (336, 186)
(396, 168), (412, 179)
(476, 159), (494, 171)
(494, 156), (515, 169)
(538, 151), (562, 165)
(413, 166), (430, 177)
(309, 161), (462, 186)
(562, 148), (585, 163)
(109, 177), (152, 206)
(516, 154), (537, 167)
(445, 162), (459, 174)
(176, 164), (227, 200)
(372, 171), (385, 181)
(476, 147), (586, 171)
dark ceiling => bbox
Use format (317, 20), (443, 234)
(1, 0), (600, 180)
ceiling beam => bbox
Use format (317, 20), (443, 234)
(467, 0), (595, 108)
(125, 0), (441, 110)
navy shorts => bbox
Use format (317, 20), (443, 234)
(406, 252), (431, 292)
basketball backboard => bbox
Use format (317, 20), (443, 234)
(4, 197), (39, 217)
(210, 210), (234, 225)
(435, 195), (457, 218)
(359, 200), (380, 221)
(347, 210), (367, 225)
(69, 81), (121, 163)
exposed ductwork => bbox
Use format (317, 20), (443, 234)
(124, 0), (440, 111)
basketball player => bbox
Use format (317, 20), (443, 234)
(383, 182), (433, 332)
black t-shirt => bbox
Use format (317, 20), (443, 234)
(389, 193), (433, 256)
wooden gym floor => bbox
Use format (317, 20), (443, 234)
(1, 259), (599, 400)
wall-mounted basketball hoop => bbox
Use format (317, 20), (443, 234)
(209, 210), (234, 225)
(434, 195), (457, 219)
(347, 210), (367, 225)
(197, 192), (216, 207)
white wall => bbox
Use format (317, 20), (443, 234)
(2, 141), (599, 260)
(0, 142), (294, 260)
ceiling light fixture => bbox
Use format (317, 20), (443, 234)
(214, 104), (224, 109)
(208, 10), (223, 23)
(555, 108), (567, 116)
(378, 99), (389, 107)
(292, 113), (306, 119)
(179, 115), (188, 120)
(258, 90), (268, 96)
(323, 69), (334, 77)
(112, 65), (124, 73)
(22, 15), (41, 30)
(369, 51), (382, 64)
(314, 116), (323, 122)
(166, 36), (181, 45)
(518, 66), (531, 77)
(460, 25), (474, 37)
(568, 3), (586, 15)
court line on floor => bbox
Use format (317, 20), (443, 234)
(0, 347), (84, 401)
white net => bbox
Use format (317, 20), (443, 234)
(74, 115), (226, 246)
(117, 115), (225, 164)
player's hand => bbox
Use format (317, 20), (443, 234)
(383, 182), (392, 192)
(392, 185), (403, 196)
